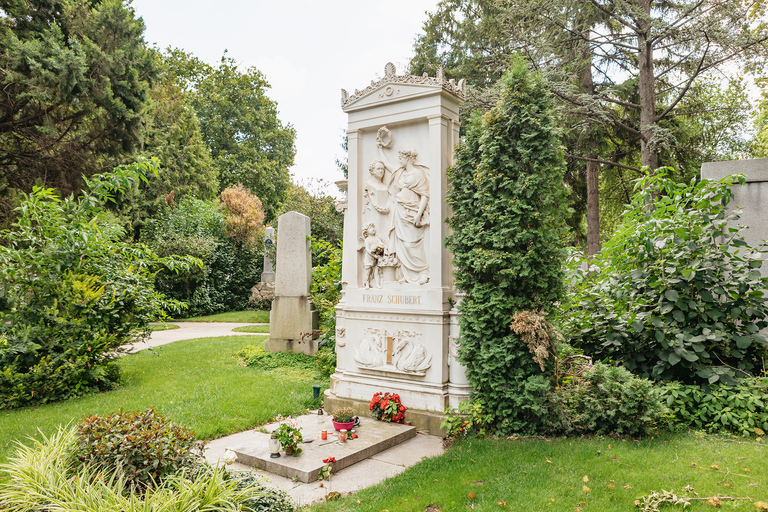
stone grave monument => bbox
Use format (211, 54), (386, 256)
(324, 63), (471, 434)
(265, 212), (318, 356)
(249, 226), (276, 306)
(261, 226), (276, 282)
(701, 158), (768, 277)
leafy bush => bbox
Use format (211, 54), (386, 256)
(221, 183), (265, 245)
(145, 195), (263, 316)
(0, 426), (294, 512)
(660, 378), (768, 435)
(560, 172), (768, 385)
(441, 398), (494, 441)
(310, 238), (342, 376)
(74, 408), (204, 491)
(548, 363), (670, 437)
(234, 345), (318, 371)
(445, 59), (569, 433)
(0, 160), (195, 409)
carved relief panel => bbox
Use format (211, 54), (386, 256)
(354, 327), (432, 375)
(358, 125), (430, 288)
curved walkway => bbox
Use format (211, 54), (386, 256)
(124, 322), (268, 353)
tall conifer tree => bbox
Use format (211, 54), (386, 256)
(446, 59), (569, 433)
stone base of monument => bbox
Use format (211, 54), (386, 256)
(323, 390), (447, 437)
(228, 414), (416, 483)
(266, 295), (319, 356)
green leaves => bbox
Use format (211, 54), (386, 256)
(560, 171), (768, 385)
(446, 60), (569, 433)
(0, 162), (191, 409)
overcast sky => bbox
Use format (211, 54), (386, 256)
(131, 0), (440, 191)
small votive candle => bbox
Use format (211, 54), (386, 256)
(339, 429), (347, 443)
(321, 430), (328, 440)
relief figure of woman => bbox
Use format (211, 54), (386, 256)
(377, 141), (430, 285)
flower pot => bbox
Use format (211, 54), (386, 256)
(285, 446), (295, 456)
(332, 420), (354, 432)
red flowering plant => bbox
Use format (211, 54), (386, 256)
(369, 392), (406, 423)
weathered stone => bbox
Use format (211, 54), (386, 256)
(266, 211), (318, 355)
(326, 63), (471, 434)
(701, 158), (768, 277)
(261, 226), (275, 283)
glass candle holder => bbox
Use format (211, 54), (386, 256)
(269, 434), (281, 458)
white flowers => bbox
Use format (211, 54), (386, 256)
(223, 450), (237, 465)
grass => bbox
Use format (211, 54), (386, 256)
(149, 322), (180, 331)
(0, 335), (326, 465)
(311, 436), (768, 512)
(231, 324), (270, 333)
(175, 310), (270, 323)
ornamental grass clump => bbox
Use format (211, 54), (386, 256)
(0, 425), (295, 512)
(369, 392), (406, 423)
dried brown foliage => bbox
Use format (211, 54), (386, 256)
(220, 184), (264, 245)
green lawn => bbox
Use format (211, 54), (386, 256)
(175, 310), (270, 323)
(148, 322), (180, 331)
(0, 335), (324, 465)
(232, 324), (271, 333)
(311, 436), (768, 512)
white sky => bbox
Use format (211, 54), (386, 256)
(130, 0), (440, 190)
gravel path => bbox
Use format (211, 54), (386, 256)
(123, 322), (268, 353)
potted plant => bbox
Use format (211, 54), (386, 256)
(330, 407), (356, 432)
(273, 419), (303, 456)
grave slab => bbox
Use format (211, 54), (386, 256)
(228, 414), (416, 483)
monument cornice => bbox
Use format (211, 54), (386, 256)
(341, 62), (466, 111)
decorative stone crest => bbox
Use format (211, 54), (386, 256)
(354, 328), (432, 375)
(341, 63), (466, 109)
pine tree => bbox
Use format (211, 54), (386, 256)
(446, 59), (569, 433)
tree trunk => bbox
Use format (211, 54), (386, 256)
(637, 0), (658, 172)
(579, 9), (601, 255)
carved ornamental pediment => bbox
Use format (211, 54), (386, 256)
(341, 62), (465, 111)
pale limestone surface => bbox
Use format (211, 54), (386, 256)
(701, 158), (768, 277)
(328, 63), (471, 429)
(204, 420), (444, 507)
(261, 226), (275, 282)
(266, 212), (318, 355)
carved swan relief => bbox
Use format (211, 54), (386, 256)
(354, 327), (432, 374)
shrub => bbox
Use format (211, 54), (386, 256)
(145, 196), (264, 316)
(310, 238), (342, 376)
(560, 172), (768, 385)
(659, 378), (768, 435)
(445, 59), (569, 433)
(0, 426), (294, 512)
(548, 363), (670, 437)
(234, 344), (318, 371)
(74, 408), (205, 491)
(0, 160), (195, 409)
(441, 398), (494, 441)
(221, 184), (265, 245)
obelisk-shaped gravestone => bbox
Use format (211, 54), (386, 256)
(325, 63), (471, 435)
(265, 211), (318, 356)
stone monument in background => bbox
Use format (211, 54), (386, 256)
(265, 211), (318, 356)
(261, 226), (275, 282)
(324, 63), (471, 434)
(701, 158), (768, 277)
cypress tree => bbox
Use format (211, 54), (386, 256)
(446, 59), (569, 433)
